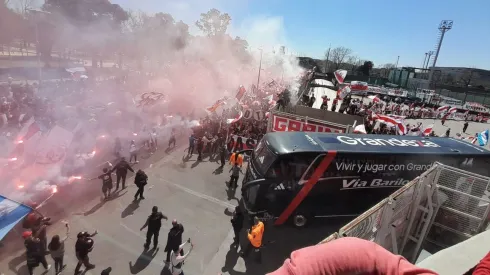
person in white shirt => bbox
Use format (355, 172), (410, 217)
(170, 239), (193, 275)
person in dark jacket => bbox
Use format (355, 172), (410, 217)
(197, 138), (204, 161)
(164, 220), (184, 264)
(134, 169), (148, 201)
(219, 144), (227, 167)
(231, 206), (244, 247)
(111, 157), (134, 190)
(140, 206), (168, 249)
(24, 229), (51, 275)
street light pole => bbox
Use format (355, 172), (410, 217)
(427, 20), (453, 86)
(424, 51), (434, 70)
(422, 53), (428, 69)
(256, 48), (263, 94)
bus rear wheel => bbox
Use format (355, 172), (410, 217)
(293, 214), (308, 228)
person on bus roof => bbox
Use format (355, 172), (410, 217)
(229, 152), (243, 167)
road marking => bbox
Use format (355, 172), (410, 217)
(158, 177), (235, 209)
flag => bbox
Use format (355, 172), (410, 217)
(422, 124), (434, 136)
(437, 106), (450, 112)
(226, 111), (243, 125)
(448, 107), (458, 114)
(0, 196), (33, 241)
(368, 95), (380, 103)
(337, 86), (351, 100)
(334, 70), (347, 84)
(236, 86), (246, 102)
(206, 99), (226, 113)
(477, 130), (489, 147)
(374, 114), (406, 135)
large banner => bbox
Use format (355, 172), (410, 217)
(227, 135), (257, 152)
(271, 115), (345, 133)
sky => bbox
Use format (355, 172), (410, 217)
(112, 0), (490, 70)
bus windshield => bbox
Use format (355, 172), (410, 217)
(252, 139), (277, 175)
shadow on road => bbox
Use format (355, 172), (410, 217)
(191, 160), (202, 169)
(121, 200), (141, 218)
(213, 166), (224, 175)
(129, 247), (159, 274)
(221, 244), (245, 275)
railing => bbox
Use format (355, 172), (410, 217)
(320, 162), (490, 263)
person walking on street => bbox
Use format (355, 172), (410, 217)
(188, 133), (196, 156)
(134, 169), (148, 201)
(219, 144), (227, 167)
(140, 206), (168, 249)
(463, 121), (469, 134)
(111, 157), (134, 190)
(74, 230), (97, 275)
(165, 220), (185, 264)
(170, 239), (194, 275)
(228, 163), (242, 191)
(231, 207), (244, 248)
(241, 216), (264, 263)
(48, 223), (69, 275)
(129, 140), (138, 163)
(23, 229), (51, 275)
(229, 152), (243, 167)
(197, 138), (203, 161)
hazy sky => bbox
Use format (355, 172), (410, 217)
(112, 0), (490, 70)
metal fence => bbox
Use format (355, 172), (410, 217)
(319, 162), (490, 263)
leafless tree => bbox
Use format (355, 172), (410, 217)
(459, 69), (480, 87)
(330, 46), (352, 70)
(13, 0), (37, 16)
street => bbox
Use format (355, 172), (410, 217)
(0, 140), (343, 275)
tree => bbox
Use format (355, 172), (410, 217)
(330, 46), (352, 70)
(195, 8), (231, 36)
(442, 73), (454, 85)
(459, 69), (480, 87)
(0, 1), (24, 56)
(43, 0), (129, 66)
(13, 0), (38, 15)
(356, 61), (374, 76)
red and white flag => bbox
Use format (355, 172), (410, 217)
(448, 107), (458, 114)
(226, 111), (243, 125)
(437, 106), (450, 112)
(422, 124), (434, 136)
(334, 70), (347, 84)
(235, 86), (246, 102)
(368, 95), (380, 103)
(337, 86), (351, 100)
(374, 114), (406, 135)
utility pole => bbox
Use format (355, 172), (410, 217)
(256, 48), (263, 94)
(424, 51), (434, 70)
(427, 20), (453, 87)
(324, 45), (331, 73)
(422, 53), (428, 69)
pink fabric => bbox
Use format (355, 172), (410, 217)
(268, 237), (438, 275)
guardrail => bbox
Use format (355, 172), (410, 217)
(320, 162), (490, 263)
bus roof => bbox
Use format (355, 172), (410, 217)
(265, 132), (490, 156)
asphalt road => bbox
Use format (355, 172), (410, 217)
(0, 140), (345, 275)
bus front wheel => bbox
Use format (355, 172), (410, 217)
(293, 214), (308, 228)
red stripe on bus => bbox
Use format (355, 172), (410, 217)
(274, 151), (337, 226)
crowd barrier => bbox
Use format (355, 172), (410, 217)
(319, 162), (490, 263)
